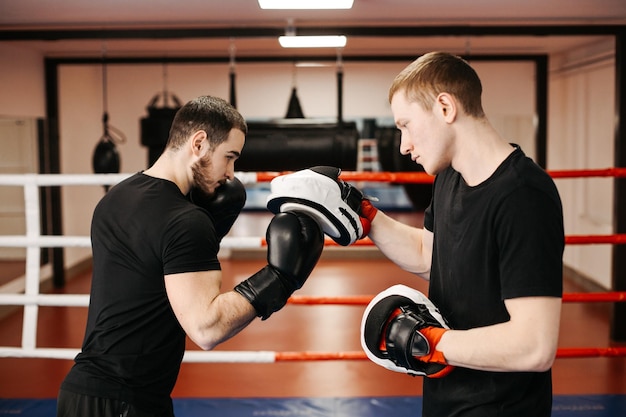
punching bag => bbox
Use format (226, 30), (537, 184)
(285, 87), (305, 118)
(92, 136), (120, 192)
(92, 111), (124, 192)
(140, 93), (182, 167)
(92, 138), (120, 174)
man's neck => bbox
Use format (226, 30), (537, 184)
(451, 120), (515, 187)
(144, 151), (190, 194)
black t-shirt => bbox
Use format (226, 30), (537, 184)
(61, 173), (221, 413)
(422, 147), (564, 417)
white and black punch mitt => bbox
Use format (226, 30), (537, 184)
(266, 166), (366, 246)
(361, 284), (453, 377)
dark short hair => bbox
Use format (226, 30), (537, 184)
(167, 95), (248, 150)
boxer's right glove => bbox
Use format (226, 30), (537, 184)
(234, 211), (324, 320)
(361, 284), (454, 378)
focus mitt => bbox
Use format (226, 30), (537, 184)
(266, 166), (370, 246)
(361, 284), (454, 378)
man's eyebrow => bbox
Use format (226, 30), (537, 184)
(228, 150), (241, 158)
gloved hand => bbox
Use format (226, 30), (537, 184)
(360, 198), (379, 237)
(382, 305), (449, 366)
(361, 284), (454, 378)
(189, 177), (247, 242)
(234, 211), (324, 320)
(267, 166), (377, 246)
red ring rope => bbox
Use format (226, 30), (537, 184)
(254, 167), (626, 184)
(564, 234), (626, 244)
(287, 292), (626, 306)
(547, 168), (626, 179)
(554, 347), (626, 358)
(259, 235), (626, 247)
(272, 347), (626, 361)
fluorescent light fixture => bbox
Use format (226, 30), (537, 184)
(295, 62), (333, 68)
(279, 35), (347, 48)
(259, 0), (354, 9)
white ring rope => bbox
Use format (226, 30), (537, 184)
(0, 236), (264, 249)
(0, 173), (267, 361)
(0, 347), (277, 363)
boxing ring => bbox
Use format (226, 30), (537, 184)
(1, 169), (625, 364)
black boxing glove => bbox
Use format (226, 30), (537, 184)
(189, 177), (247, 242)
(234, 211), (324, 320)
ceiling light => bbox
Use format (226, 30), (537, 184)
(295, 62), (332, 68)
(259, 0), (354, 9)
(279, 35), (347, 48)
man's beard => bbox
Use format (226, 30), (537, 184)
(191, 153), (216, 196)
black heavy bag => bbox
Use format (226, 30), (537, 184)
(140, 93), (182, 166)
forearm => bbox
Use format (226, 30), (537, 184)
(437, 297), (561, 372)
(368, 211), (432, 278)
(165, 271), (258, 351)
(178, 288), (257, 351)
(195, 290), (258, 350)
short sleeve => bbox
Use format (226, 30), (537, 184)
(496, 185), (564, 299)
(162, 208), (221, 275)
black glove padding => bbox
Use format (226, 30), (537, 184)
(234, 211), (324, 320)
(189, 177), (247, 241)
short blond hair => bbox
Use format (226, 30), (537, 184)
(389, 52), (485, 118)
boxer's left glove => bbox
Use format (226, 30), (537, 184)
(234, 211), (323, 320)
(189, 177), (247, 242)
(361, 284), (454, 378)
(267, 166), (375, 246)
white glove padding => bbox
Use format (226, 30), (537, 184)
(266, 166), (365, 246)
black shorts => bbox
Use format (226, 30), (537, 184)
(57, 389), (175, 417)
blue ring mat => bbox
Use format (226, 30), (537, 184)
(2, 395), (625, 416)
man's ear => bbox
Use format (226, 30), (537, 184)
(436, 93), (457, 123)
(190, 130), (207, 156)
